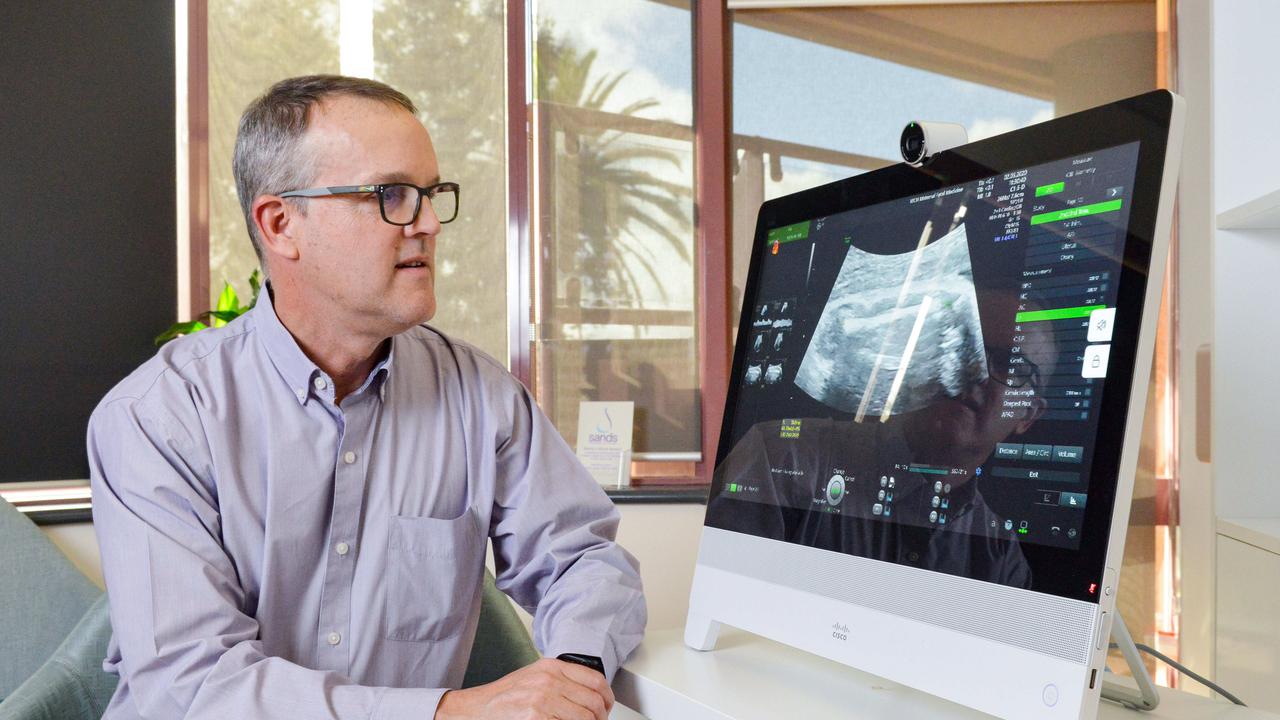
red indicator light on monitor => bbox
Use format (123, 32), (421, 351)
(1089, 583), (1098, 594)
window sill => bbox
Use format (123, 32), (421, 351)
(1, 481), (93, 525)
(605, 485), (709, 504)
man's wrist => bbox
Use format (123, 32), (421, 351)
(433, 688), (468, 720)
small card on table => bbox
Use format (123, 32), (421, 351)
(575, 401), (634, 489)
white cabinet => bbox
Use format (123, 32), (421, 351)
(1216, 523), (1280, 714)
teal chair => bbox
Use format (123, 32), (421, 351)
(0, 497), (106, 717)
(0, 497), (538, 719)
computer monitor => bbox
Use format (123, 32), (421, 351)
(686, 90), (1184, 720)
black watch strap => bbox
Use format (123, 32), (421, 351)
(556, 652), (606, 676)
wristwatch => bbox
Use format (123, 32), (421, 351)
(556, 653), (606, 676)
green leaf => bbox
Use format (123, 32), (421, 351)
(153, 320), (209, 347)
(153, 268), (261, 348)
(215, 282), (240, 314)
(200, 310), (241, 324)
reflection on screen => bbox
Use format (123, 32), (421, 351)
(710, 142), (1140, 590)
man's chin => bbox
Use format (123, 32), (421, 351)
(386, 291), (435, 331)
(407, 299), (436, 327)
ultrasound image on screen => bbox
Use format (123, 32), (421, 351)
(795, 221), (987, 420)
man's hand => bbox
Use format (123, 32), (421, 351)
(435, 658), (614, 720)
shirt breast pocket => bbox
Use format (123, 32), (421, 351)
(385, 512), (484, 642)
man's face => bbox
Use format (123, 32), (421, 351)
(285, 95), (443, 336)
(896, 294), (1054, 468)
(902, 374), (1036, 470)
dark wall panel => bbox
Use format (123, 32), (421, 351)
(1, 3), (177, 482)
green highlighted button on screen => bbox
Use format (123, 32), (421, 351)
(1016, 304), (1106, 323)
(1030, 199), (1123, 226)
(767, 220), (811, 245)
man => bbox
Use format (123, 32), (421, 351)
(88, 75), (645, 720)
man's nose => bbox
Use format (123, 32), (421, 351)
(408, 196), (442, 236)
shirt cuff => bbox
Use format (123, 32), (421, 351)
(543, 618), (623, 682)
(372, 686), (448, 720)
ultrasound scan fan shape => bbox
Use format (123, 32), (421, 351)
(795, 222), (986, 418)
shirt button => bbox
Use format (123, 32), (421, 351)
(314, 376), (327, 391)
(343, 451), (357, 465)
(327, 631), (341, 646)
(335, 542), (350, 556)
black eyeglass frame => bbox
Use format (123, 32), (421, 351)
(985, 346), (1042, 391)
(278, 181), (460, 225)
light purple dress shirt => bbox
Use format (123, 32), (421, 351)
(88, 288), (646, 719)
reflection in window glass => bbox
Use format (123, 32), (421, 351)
(375, 0), (508, 360)
(533, 0), (698, 456)
(207, 0), (508, 361)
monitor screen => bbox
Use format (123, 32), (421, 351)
(707, 140), (1146, 602)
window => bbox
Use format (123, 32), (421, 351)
(530, 0), (700, 460)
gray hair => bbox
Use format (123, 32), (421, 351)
(232, 75), (417, 274)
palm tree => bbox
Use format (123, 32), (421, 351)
(536, 28), (693, 309)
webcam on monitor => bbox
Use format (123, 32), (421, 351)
(900, 120), (969, 166)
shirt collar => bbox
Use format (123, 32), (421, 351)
(254, 285), (398, 406)
(254, 284), (322, 406)
(358, 339), (395, 401)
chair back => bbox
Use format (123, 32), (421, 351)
(462, 571), (540, 688)
(0, 498), (100, 700)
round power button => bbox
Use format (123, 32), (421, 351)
(1042, 683), (1059, 707)
(827, 475), (846, 506)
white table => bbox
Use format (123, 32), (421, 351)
(613, 628), (1276, 720)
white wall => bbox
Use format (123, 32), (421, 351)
(614, 504), (703, 630)
(43, 502), (705, 633)
(41, 521), (103, 589)
(1211, 0), (1280, 519)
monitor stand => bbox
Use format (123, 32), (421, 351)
(1102, 614), (1160, 711)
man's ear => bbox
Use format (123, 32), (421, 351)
(252, 195), (301, 263)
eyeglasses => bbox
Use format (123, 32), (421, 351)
(279, 181), (460, 225)
(985, 348), (1041, 390)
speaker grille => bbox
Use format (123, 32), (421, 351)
(699, 528), (1096, 664)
